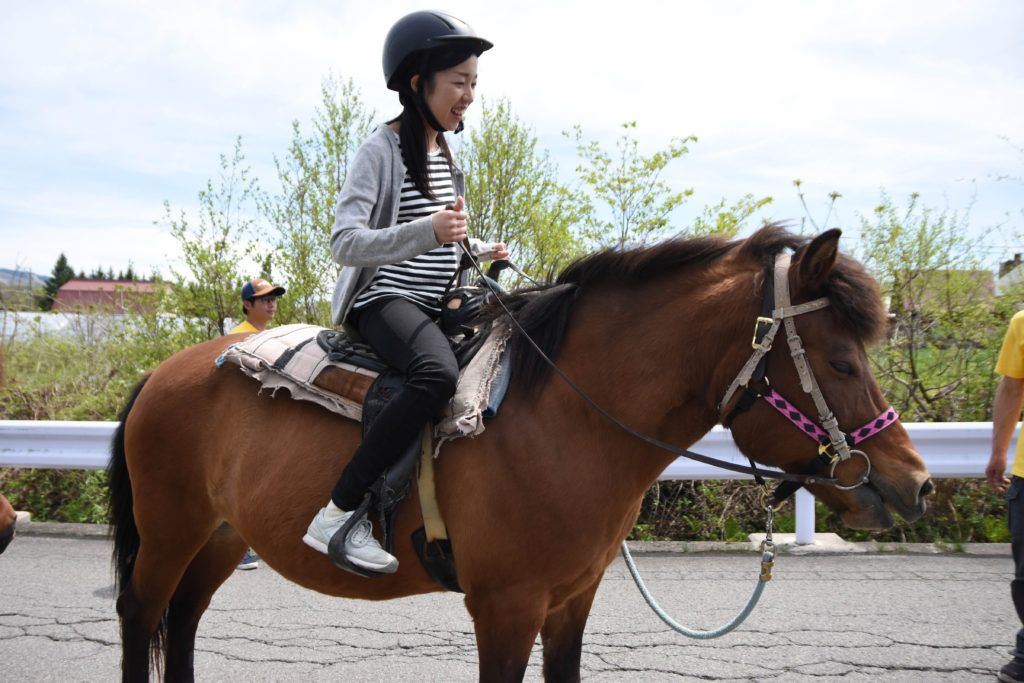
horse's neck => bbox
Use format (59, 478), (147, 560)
(557, 269), (755, 475)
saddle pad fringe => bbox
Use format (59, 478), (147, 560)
(435, 321), (513, 442)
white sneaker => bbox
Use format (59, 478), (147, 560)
(302, 506), (399, 574)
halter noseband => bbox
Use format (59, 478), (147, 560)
(718, 253), (898, 498)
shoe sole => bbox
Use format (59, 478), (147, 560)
(236, 562), (259, 570)
(302, 533), (329, 554)
(303, 532), (398, 573)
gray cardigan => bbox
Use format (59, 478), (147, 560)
(329, 124), (483, 327)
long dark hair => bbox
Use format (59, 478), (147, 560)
(387, 45), (478, 200)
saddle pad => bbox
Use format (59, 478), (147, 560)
(216, 322), (513, 441)
(218, 324), (374, 421)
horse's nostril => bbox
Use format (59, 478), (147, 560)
(920, 478), (935, 498)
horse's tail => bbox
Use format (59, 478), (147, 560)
(108, 374), (149, 590)
(107, 373), (168, 667)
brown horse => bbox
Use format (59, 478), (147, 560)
(0, 492), (15, 554)
(108, 225), (933, 682)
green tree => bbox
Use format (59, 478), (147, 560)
(39, 253), (75, 311)
(460, 97), (587, 284)
(162, 136), (264, 336)
(566, 121), (696, 248)
(689, 194), (774, 239)
(263, 75), (374, 326)
(855, 191), (1004, 421)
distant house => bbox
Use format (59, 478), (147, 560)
(52, 279), (164, 313)
(997, 254), (1024, 297)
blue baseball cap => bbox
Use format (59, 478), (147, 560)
(241, 278), (285, 301)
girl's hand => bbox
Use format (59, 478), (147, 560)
(469, 240), (509, 261)
(433, 196), (468, 244)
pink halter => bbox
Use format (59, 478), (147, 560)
(762, 388), (899, 448)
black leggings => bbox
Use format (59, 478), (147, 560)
(330, 297), (458, 511)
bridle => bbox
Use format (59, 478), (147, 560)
(459, 243), (899, 500)
(718, 252), (899, 501)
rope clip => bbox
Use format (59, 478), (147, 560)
(759, 540), (776, 582)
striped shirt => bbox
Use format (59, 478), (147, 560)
(353, 150), (458, 315)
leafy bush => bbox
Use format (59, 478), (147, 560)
(632, 478), (1009, 544)
(0, 468), (108, 524)
(0, 306), (212, 522)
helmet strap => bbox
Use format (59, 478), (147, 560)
(414, 86), (463, 135)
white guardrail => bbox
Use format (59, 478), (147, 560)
(0, 420), (1013, 545)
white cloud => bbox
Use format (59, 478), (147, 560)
(1, 0), (1022, 276)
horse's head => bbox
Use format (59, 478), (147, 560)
(725, 228), (933, 529)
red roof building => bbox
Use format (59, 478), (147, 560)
(52, 279), (164, 313)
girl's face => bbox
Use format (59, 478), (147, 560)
(415, 55), (478, 132)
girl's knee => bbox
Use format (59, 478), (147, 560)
(408, 358), (458, 402)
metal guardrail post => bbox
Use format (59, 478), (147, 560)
(794, 488), (815, 544)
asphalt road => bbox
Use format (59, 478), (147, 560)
(0, 528), (1016, 681)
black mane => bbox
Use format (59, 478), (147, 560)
(499, 223), (886, 394)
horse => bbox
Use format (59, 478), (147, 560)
(0, 492), (15, 554)
(107, 225), (933, 682)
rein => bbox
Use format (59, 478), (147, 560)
(459, 243), (881, 489)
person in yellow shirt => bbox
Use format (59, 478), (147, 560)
(988, 310), (1024, 682)
(229, 278), (286, 335)
(228, 277), (286, 569)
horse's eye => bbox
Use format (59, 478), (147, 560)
(830, 361), (853, 375)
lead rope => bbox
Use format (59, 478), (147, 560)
(619, 489), (777, 639)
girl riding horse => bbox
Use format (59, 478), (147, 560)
(302, 10), (508, 575)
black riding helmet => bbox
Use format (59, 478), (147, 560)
(382, 10), (493, 91)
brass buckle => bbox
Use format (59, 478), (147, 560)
(751, 316), (774, 350)
(818, 443), (839, 463)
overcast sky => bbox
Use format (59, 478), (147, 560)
(2, 0), (1022, 279)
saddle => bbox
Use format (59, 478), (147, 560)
(216, 321), (512, 591)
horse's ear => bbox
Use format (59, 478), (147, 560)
(796, 228), (841, 291)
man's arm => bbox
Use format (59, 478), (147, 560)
(989, 375), (1024, 493)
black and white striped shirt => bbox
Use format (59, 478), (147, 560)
(353, 150), (458, 315)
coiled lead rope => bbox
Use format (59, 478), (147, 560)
(620, 497), (777, 639)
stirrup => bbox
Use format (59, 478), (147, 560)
(327, 497), (389, 579)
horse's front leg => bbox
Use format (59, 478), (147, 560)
(466, 588), (547, 682)
(540, 580), (601, 683)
